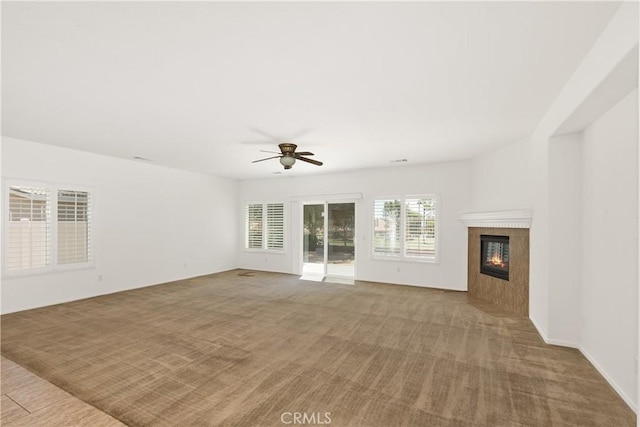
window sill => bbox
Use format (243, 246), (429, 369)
(371, 255), (439, 264)
(244, 248), (286, 255)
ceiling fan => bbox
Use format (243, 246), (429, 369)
(252, 143), (323, 170)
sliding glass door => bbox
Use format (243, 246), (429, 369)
(302, 204), (325, 278)
(326, 203), (355, 277)
(302, 202), (355, 281)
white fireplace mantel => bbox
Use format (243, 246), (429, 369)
(458, 209), (533, 229)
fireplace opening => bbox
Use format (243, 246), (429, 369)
(480, 235), (509, 280)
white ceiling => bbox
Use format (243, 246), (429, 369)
(1, 2), (620, 180)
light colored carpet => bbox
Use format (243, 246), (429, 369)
(1, 270), (635, 426)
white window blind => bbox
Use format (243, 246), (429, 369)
(373, 195), (438, 261)
(404, 198), (436, 258)
(245, 202), (285, 251)
(7, 186), (51, 271)
(266, 203), (284, 250)
(373, 199), (401, 256)
(246, 204), (263, 249)
(57, 190), (91, 265)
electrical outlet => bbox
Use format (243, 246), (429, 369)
(397, 267), (401, 273)
(98, 275), (103, 281)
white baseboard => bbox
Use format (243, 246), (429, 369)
(528, 315), (549, 342)
(546, 338), (580, 349)
(529, 317), (579, 347)
(528, 316), (637, 414)
(578, 345), (638, 414)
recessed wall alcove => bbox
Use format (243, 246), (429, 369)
(460, 211), (531, 316)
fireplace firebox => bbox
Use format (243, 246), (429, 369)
(480, 235), (509, 280)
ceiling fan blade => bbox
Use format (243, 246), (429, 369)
(252, 155), (281, 163)
(250, 128), (281, 142)
(289, 129), (311, 141)
(237, 140), (277, 146)
(294, 151), (314, 156)
(295, 155), (323, 166)
(259, 150), (281, 154)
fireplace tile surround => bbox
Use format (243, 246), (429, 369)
(460, 210), (531, 316)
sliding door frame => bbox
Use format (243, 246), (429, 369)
(299, 198), (358, 280)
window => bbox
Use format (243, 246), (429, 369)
(373, 195), (437, 261)
(373, 199), (401, 256)
(57, 190), (91, 265)
(245, 202), (284, 251)
(266, 203), (284, 250)
(404, 197), (436, 258)
(4, 181), (93, 275)
(246, 204), (263, 249)
(7, 186), (51, 271)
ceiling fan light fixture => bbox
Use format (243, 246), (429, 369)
(252, 143), (321, 169)
(279, 155), (296, 167)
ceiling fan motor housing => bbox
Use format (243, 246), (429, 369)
(279, 143), (297, 154)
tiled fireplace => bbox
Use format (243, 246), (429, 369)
(460, 211), (531, 316)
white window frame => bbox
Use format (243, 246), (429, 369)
(244, 201), (286, 253)
(3, 179), (95, 277)
(371, 194), (439, 263)
(54, 187), (93, 270)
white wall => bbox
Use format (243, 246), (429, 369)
(529, 130), (551, 339)
(1, 137), (238, 313)
(580, 88), (638, 409)
(238, 161), (471, 290)
(469, 137), (533, 212)
(547, 133), (582, 346)
(529, 2), (638, 343)
(526, 2), (638, 412)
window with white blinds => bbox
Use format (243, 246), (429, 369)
(57, 190), (91, 265)
(404, 198), (436, 258)
(373, 199), (401, 256)
(4, 182), (93, 275)
(7, 186), (52, 271)
(372, 195), (438, 261)
(245, 202), (285, 251)
(266, 203), (284, 250)
(246, 204), (263, 249)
